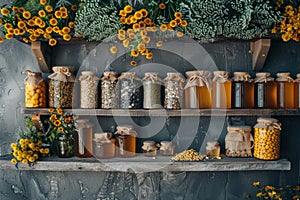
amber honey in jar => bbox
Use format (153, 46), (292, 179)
(206, 141), (221, 158)
(254, 72), (277, 108)
(231, 72), (254, 108)
(93, 133), (115, 159)
(75, 119), (93, 158)
(276, 72), (294, 108)
(253, 118), (281, 160)
(115, 126), (137, 158)
(294, 74), (300, 108)
(141, 140), (157, 157)
(185, 70), (212, 108)
(212, 71), (231, 109)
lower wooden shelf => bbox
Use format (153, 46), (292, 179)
(0, 155), (291, 172)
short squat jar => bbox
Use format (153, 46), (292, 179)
(93, 133), (115, 159)
(101, 71), (119, 109)
(231, 72), (254, 108)
(141, 140), (158, 157)
(164, 73), (185, 109)
(254, 72), (277, 108)
(158, 141), (175, 156)
(143, 72), (163, 109)
(206, 141), (220, 158)
(276, 72), (294, 108)
(212, 71), (231, 109)
(79, 71), (99, 108)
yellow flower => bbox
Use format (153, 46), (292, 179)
(11, 143), (17, 149)
(5, 33), (13, 40)
(156, 41), (163, 47)
(131, 50), (139, 57)
(0, 36), (4, 43)
(265, 185), (275, 191)
(61, 12), (68, 19)
(123, 39), (130, 48)
(142, 36), (151, 44)
(11, 158), (17, 165)
(28, 157), (35, 163)
(140, 48), (148, 55)
(56, 107), (62, 114)
(177, 31), (184, 37)
(137, 43), (146, 50)
(12, 7), (19, 12)
(44, 148), (50, 154)
(7, 29), (14, 34)
(130, 17), (137, 24)
(53, 26), (60, 33)
(159, 3), (166, 9)
(144, 18), (152, 25)
(282, 33), (291, 42)
(110, 46), (118, 54)
(160, 24), (168, 32)
(174, 12), (182, 18)
(46, 27), (53, 34)
(119, 10), (127, 17)
(63, 34), (71, 41)
(1, 8), (10, 16)
(169, 20), (177, 28)
(120, 17), (126, 24)
(34, 17), (43, 26)
(27, 20), (35, 27)
(134, 11), (143, 20)
(140, 9), (148, 17)
(14, 29), (20, 35)
(68, 22), (75, 28)
(38, 10), (46, 18)
(22, 159), (28, 164)
(17, 21), (26, 29)
(33, 154), (38, 159)
(71, 5), (77, 11)
(60, 7), (67, 13)
(133, 23), (140, 31)
(130, 60), (137, 66)
(140, 30), (147, 37)
(256, 192), (264, 197)
(4, 23), (12, 30)
(126, 18), (131, 24)
(124, 5), (133, 14)
(57, 127), (64, 132)
(55, 10), (62, 18)
(45, 5), (53, 12)
(139, 21), (146, 29)
(22, 11), (31, 19)
(128, 33), (135, 39)
(65, 117), (71, 123)
(127, 28), (134, 35)
(146, 52), (153, 59)
(181, 20), (188, 27)
(271, 27), (277, 34)
(39, 21), (46, 28)
(34, 31), (40, 37)
(54, 120), (61, 126)
(252, 182), (260, 187)
(0, 19), (2, 26)
(49, 18), (58, 26)
(19, 7), (25, 13)
(62, 27), (70, 34)
(118, 33), (126, 40)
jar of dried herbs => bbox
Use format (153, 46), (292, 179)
(164, 72), (185, 109)
(101, 71), (118, 109)
(143, 72), (163, 109)
(79, 71), (99, 108)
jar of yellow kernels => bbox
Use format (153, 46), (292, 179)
(23, 70), (46, 108)
(253, 117), (281, 160)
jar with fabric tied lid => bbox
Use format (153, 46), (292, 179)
(115, 125), (137, 158)
(253, 118), (281, 160)
(212, 71), (231, 109)
(23, 70), (46, 108)
(143, 72), (163, 109)
(141, 140), (158, 157)
(164, 72), (185, 109)
(254, 72), (277, 108)
(294, 74), (300, 108)
(118, 72), (142, 109)
(158, 141), (175, 156)
(79, 71), (99, 108)
(206, 141), (221, 158)
(48, 66), (75, 108)
(276, 72), (294, 108)
(93, 133), (115, 159)
(231, 72), (254, 108)
(101, 71), (118, 109)
(185, 70), (212, 108)
(225, 126), (253, 157)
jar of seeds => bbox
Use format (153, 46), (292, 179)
(164, 72), (185, 109)
(143, 72), (163, 109)
(48, 66), (75, 108)
(118, 72), (142, 109)
(79, 71), (99, 108)
(101, 71), (118, 109)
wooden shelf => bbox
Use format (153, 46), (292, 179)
(22, 108), (300, 117)
(0, 155), (291, 172)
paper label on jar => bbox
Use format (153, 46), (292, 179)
(257, 83), (264, 107)
(216, 83), (221, 108)
(279, 83), (284, 108)
(119, 137), (124, 155)
(78, 128), (84, 155)
(234, 83), (242, 107)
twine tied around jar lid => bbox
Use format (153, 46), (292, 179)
(23, 70), (44, 86)
(185, 70), (212, 89)
(295, 74), (300, 82)
(142, 140), (157, 151)
(276, 72), (294, 82)
(79, 71), (99, 82)
(232, 72), (252, 82)
(94, 132), (112, 142)
(143, 72), (162, 83)
(116, 125), (136, 136)
(119, 72), (140, 83)
(255, 117), (282, 130)
(226, 126), (253, 142)
(158, 141), (174, 150)
(165, 72), (185, 89)
(213, 71), (229, 83)
(48, 66), (75, 82)
(102, 71), (118, 83)
(254, 72), (274, 83)
(206, 141), (220, 150)
(76, 119), (94, 128)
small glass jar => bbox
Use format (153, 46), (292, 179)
(185, 70), (212, 108)
(159, 141), (175, 156)
(141, 140), (158, 157)
(253, 118), (281, 160)
(75, 119), (93, 158)
(164, 73), (185, 109)
(206, 141), (220, 158)
(118, 72), (143, 109)
(143, 72), (163, 109)
(254, 72), (277, 108)
(225, 126), (253, 157)
(48, 66), (75, 108)
(79, 71), (99, 108)
(115, 126), (137, 158)
(212, 71), (231, 109)
(93, 133), (115, 159)
(294, 74), (300, 108)
(101, 71), (118, 109)
(23, 70), (46, 108)
(276, 72), (294, 108)
(231, 72), (254, 108)
(57, 134), (75, 158)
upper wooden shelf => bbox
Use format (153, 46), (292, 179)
(22, 108), (300, 117)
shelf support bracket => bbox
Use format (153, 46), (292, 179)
(251, 39), (271, 71)
(31, 41), (52, 73)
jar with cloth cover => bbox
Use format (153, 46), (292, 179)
(212, 71), (231, 109)
(101, 71), (118, 109)
(164, 72), (185, 109)
(143, 72), (163, 109)
(115, 125), (136, 158)
(276, 72), (294, 108)
(254, 72), (277, 108)
(75, 119), (93, 158)
(141, 140), (157, 157)
(79, 71), (99, 108)
(231, 72), (254, 108)
(158, 141), (175, 156)
(93, 132), (115, 158)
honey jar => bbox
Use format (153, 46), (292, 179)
(93, 133), (115, 159)
(231, 72), (254, 108)
(115, 126), (137, 158)
(141, 140), (157, 157)
(158, 141), (175, 156)
(206, 141), (220, 158)
(212, 71), (231, 109)
(254, 72), (277, 108)
(276, 72), (294, 108)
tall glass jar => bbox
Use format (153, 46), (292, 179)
(143, 72), (163, 109)
(23, 70), (46, 108)
(75, 119), (93, 158)
(57, 134), (75, 158)
(185, 70), (212, 108)
(48, 66), (75, 108)
(294, 74), (300, 108)
(276, 72), (294, 108)
(115, 126), (137, 158)
(231, 72), (254, 108)
(164, 72), (185, 109)
(118, 72), (143, 109)
(93, 133), (115, 159)
(79, 71), (99, 108)
(212, 71), (231, 109)
(254, 72), (277, 108)
(101, 71), (118, 109)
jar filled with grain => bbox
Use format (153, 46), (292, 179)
(253, 118), (281, 160)
(101, 71), (118, 109)
(206, 141), (220, 158)
(164, 72), (185, 109)
(294, 74), (300, 108)
(231, 72), (254, 108)
(79, 71), (99, 108)
(93, 133), (115, 159)
(75, 119), (94, 158)
(118, 72), (142, 109)
(48, 66), (75, 108)
(23, 70), (46, 108)
(115, 125), (137, 158)
(212, 71), (231, 109)
(254, 72), (277, 108)
(158, 141), (175, 156)
(276, 72), (294, 108)
(143, 72), (163, 109)
(141, 140), (157, 157)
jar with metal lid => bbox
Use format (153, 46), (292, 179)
(141, 140), (157, 157)
(212, 71), (231, 109)
(276, 72), (294, 108)
(118, 72), (142, 109)
(75, 119), (93, 158)
(57, 134), (75, 158)
(101, 71), (119, 109)
(158, 141), (175, 156)
(93, 133), (115, 159)
(23, 70), (47, 108)
(231, 72), (254, 108)
(184, 70), (212, 108)
(143, 72), (163, 109)
(254, 72), (277, 108)
(225, 126), (253, 157)
(206, 141), (220, 158)
(253, 117), (281, 160)
(79, 71), (99, 108)
(115, 125), (137, 158)
(294, 74), (300, 108)
(164, 72), (185, 109)
(48, 66), (75, 108)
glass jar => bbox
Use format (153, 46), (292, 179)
(93, 133), (115, 159)
(75, 119), (93, 158)
(253, 117), (281, 160)
(254, 72), (277, 108)
(101, 71), (118, 109)
(206, 141), (220, 158)
(48, 66), (75, 108)
(225, 126), (253, 157)
(185, 70), (212, 109)
(57, 134), (75, 158)
(143, 72), (163, 109)
(294, 74), (300, 108)
(115, 125), (137, 158)
(276, 72), (294, 108)
(79, 71), (99, 108)
(164, 73), (185, 109)
(159, 141), (175, 156)
(23, 70), (46, 108)
(118, 72), (142, 109)
(212, 71), (231, 109)
(141, 140), (157, 157)
(231, 72), (254, 108)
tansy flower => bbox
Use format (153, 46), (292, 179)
(18, 21), (26, 29)
(71, 5), (77, 11)
(46, 27), (53, 33)
(140, 30), (147, 37)
(19, 7), (25, 13)
(138, 43), (146, 50)
(50, 114), (56, 122)
(174, 12), (182, 18)
(156, 41), (163, 47)
(27, 20), (35, 27)
(54, 120), (61, 126)
(37, 141), (43, 147)
(68, 22), (75, 28)
(19, 29), (26, 35)
(131, 50), (139, 57)
(60, 7), (67, 13)
(146, 52), (153, 59)
(39, 21), (46, 28)
(63, 34), (71, 41)
(130, 60), (137, 66)
(139, 21), (146, 28)
(40, 0), (47, 5)
(127, 28), (134, 35)
(124, 5), (133, 13)
(43, 33), (51, 39)
(45, 5), (53, 12)
(28, 157), (35, 163)
(44, 148), (50, 154)
(34, 31), (40, 37)
(34, 17), (43, 26)
(12, 7), (19, 12)
(56, 107), (63, 114)
(128, 33), (135, 39)
(22, 159), (28, 164)
(11, 143), (17, 149)
(118, 34), (126, 40)
(134, 11), (143, 20)
(4, 23), (12, 30)
(151, 27), (158, 32)
(123, 39), (130, 48)
(144, 18), (152, 25)
(177, 31), (184, 37)
(142, 36), (151, 44)
(0, 19), (2, 26)
(181, 20), (188, 27)
(160, 24), (168, 32)
(140, 48), (148, 55)
(53, 26), (60, 33)
(120, 17), (126, 24)
(50, 18), (58, 26)
(14, 29), (20, 35)
(38, 10), (46, 18)
(23, 11), (31, 19)
(65, 117), (71, 123)
(169, 20), (177, 28)
(5, 33), (13, 40)
(175, 17), (182, 24)
(62, 27), (70, 34)
(55, 10), (62, 18)
(7, 29), (14, 34)
(0, 36), (4, 43)
(11, 158), (17, 165)
(130, 17), (137, 24)
(159, 3), (166, 9)
(133, 23), (140, 31)
(58, 127), (64, 132)
(126, 18), (131, 24)
(1, 8), (10, 16)
(61, 12), (68, 19)
(140, 9), (148, 17)
(119, 10), (126, 17)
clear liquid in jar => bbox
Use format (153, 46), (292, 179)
(212, 81), (231, 109)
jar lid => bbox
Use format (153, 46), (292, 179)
(166, 72), (183, 76)
(143, 140), (156, 146)
(94, 132), (112, 140)
(103, 71), (117, 76)
(160, 141), (173, 146)
(232, 72), (251, 82)
(227, 126), (252, 132)
(257, 117), (278, 124)
(81, 71), (96, 76)
(213, 71), (228, 76)
(185, 70), (211, 78)
(276, 72), (290, 77)
(297, 74), (300, 79)
(276, 72), (293, 82)
(116, 125), (136, 136)
(52, 66), (74, 72)
(255, 72), (270, 77)
(206, 141), (219, 147)
(76, 119), (94, 128)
